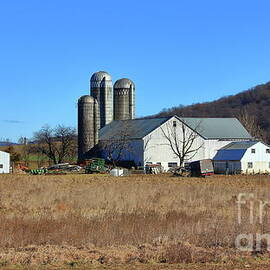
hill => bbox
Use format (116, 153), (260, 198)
(0, 141), (17, 147)
(153, 81), (270, 143)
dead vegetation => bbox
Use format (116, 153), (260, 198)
(0, 174), (270, 269)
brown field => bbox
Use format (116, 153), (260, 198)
(0, 173), (270, 269)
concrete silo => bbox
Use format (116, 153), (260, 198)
(90, 71), (113, 128)
(113, 78), (135, 120)
(77, 95), (100, 162)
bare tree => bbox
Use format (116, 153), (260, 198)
(237, 108), (266, 141)
(29, 145), (48, 168)
(161, 119), (203, 167)
(99, 121), (134, 167)
(18, 136), (28, 145)
(0, 138), (11, 145)
(21, 145), (31, 166)
(33, 125), (77, 164)
(17, 137), (31, 166)
(143, 134), (154, 164)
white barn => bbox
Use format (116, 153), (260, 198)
(0, 151), (10, 173)
(99, 116), (252, 171)
(213, 141), (270, 174)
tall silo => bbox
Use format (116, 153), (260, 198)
(90, 71), (113, 128)
(77, 95), (100, 162)
(113, 78), (135, 120)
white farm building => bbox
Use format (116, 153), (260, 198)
(99, 115), (253, 171)
(0, 151), (10, 173)
(213, 141), (270, 174)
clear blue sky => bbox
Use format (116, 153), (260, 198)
(1, 0), (270, 142)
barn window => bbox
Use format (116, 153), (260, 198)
(168, 162), (177, 167)
(248, 162), (253, 168)
(266, 149), (270, 153)
(0, 164), (3, 169)
(251, 149), (256, 153)
(173, 121), (177, 127)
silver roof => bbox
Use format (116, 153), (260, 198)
(114, 78), (134, 89)
(99, 117), (170, 140)
(178, 117), (252, 140)
(99, 116), (252, 141)
(221, 141), (258, 150)
(90, 71), (111, 82)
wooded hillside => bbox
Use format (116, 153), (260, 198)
(153, 82), (270, 143)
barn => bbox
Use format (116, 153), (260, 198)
(213, 141), (270, 174)
(99, 115), (252, 171)
(0, 151), (10, 173)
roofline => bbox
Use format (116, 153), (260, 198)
(174, 115), (206, 139)
(142, 115), (252, 140)
(221, 140), (270, 150)
(174, 115), (253, 140)
(258, 141), (270, 148)
(175, 116), (240, 120)
(99, 116), (255, 141)
(0, 151), (9, 154)
(140, 116), (172, 139)
(212, 137), (253, 140)
(99, 117), (171, 140)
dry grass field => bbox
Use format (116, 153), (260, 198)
(0, 173), (270, 269)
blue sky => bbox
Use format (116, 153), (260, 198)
(1, 0), (270, 142)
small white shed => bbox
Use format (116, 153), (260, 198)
(0, 151), (10, 173)
(213, 141), (270, 174)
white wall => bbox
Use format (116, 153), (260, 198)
(241, 142), (270, 174)
(204, 140), (234, 160)
(143, 118), (244, 171)
(0, 151), (10, 173)
(143, 116), (206, 171)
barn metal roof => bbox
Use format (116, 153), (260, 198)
(220, 141), (258, 150)
(177, 117), (252, 140)
(99, 117), (170, 140)
(213, 149), (247, 161)
(99, 116), (253, 141)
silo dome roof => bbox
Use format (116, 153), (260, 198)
(114, 78), (134, 89)
(78, 95), (95, 103)
(90, 71), (112, 82)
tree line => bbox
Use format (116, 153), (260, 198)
(154, 81), (270, 143)
(4, 125), (77, 167)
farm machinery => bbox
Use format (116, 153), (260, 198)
(173, 159), (214, 177)
(85, 158), (106, 174)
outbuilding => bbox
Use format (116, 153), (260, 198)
(0, 151), (10, 173)
(213, 141), (270, 174)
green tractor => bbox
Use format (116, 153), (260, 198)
(85, 158), (106, 174)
